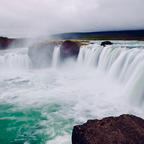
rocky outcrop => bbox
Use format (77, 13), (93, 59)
(72, 114), (144, 144)
(0, 37), (26, 49)
(0, 37), (14, 49)
(60, 40), (80, 60)
(101, 41), (113, 47)
(28, 40), (83, 67)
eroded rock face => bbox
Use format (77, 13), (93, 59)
(60, 40), (80, 60)
(101, 41), (113, 47)
(28, 40), (81, 67)
(72, 114), (144, 144)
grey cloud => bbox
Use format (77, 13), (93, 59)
(0, 0), (143, 37)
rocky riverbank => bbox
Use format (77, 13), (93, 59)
(72, 114), (144, 144)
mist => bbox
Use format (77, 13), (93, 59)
(0, 0), (144, 38)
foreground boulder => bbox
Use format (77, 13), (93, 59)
(72, 114), (144, 144)
(101, 41), (113, 47)
(60, 40), (80, 60)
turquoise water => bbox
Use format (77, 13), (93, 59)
(0, 68), (125, 144)
(0, 103), (74, 144)
(0, 69), (77, 144)
(0, 41), (144, 144)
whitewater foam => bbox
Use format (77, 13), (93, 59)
(0, 41), (144, 143)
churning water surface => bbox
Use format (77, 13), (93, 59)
(0, 41), (144, 144)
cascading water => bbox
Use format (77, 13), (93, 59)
(0, 47), (30, 69)
(52, 46), (60, 67)
(78, 43), (144, 106)
(0, 41), (144, 144)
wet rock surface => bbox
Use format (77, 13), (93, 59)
(60, 40), (80, 60)
(28, 40), (81, 67)
(101, 41), (113, 47)
(72, 114), (144, 144)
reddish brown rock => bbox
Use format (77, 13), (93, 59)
(72, 114), (144, 144)
(60, 40), (80, 60)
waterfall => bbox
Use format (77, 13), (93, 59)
(0, 48), (31, 69)
(1, 41), (144, 144)
(1, 42), (144, 105)
(1, 44), (144, 86)
(78, 44), (144, 83)
(78, 43), (144, 106)
(52, 46), (60, 67)
(0, 46), (61, 70)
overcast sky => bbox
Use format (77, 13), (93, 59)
(0, 0), (144, 37)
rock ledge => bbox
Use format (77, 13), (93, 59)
(72, 114), (144, 144)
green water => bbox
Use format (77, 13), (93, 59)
(0, 103), (75, 144)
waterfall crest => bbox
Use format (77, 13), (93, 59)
(0, 48), (30, 69)
(1, 42), (144, 105)
(77, 43), (144, 105)
(78, 44), (144, 83)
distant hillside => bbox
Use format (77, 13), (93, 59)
(52, 30), (144, 40)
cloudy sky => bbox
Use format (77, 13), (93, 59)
(0, 0), (144, 37)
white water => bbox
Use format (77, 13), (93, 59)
(78, 42), (144, 106)
(0, 41), (144, 144)
(52, 46), (60, 67)
(0, 48), (30, 69)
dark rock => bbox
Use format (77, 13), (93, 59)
(0, 37), (14, 49)
(60, 40), (80, 60)
(28, 41), (60, 68)
(28, 40), (82, 68)
(72, 114), (144, 144)
(0, 37), (26, 49)
(101, 41), (113, 47)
